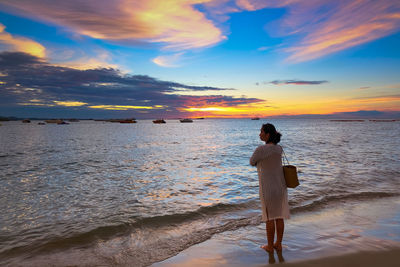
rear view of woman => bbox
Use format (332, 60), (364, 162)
(250, 123), (290, 253)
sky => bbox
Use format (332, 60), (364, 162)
(0, 0), (400, 119)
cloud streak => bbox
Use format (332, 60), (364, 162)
(270, 79), (328, 85)
(351, 94), (400, 102)
(0, 52), (263, 117)
(152, 52), (184, 67)
(233, 0), (400, 62)
(0, 0), (225, 51)
(280, 0), (400, 62)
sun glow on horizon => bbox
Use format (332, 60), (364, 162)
(181, 104), (276, 118)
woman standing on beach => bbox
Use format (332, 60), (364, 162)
(250, 123), (290, 253)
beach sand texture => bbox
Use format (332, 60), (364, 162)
(153, 197), (400, 267)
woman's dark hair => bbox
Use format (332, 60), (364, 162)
(261, 123), (282, 144)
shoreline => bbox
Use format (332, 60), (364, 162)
(152, 196), (400, 267)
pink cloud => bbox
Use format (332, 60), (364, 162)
(152, 52), (184, 67)
(233, 0), (400, 62)
(283, 1), (400, 62)
(1, 0), (225, 50)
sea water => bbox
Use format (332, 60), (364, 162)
(0, 119), (399, 266)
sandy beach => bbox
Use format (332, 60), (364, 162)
(153, 196), (400, 267)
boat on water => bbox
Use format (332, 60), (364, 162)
(251, 117), (260, 120)
(369, 119), (396, 122)
(179, 118), (193, 123)
(106, 119), (121, 123)
(153, 119), (166, 124)
(119, 119), (137, 123)
(330, 120), (365, 122)
(45, 119), (63, 123)
(57, 121), (69, 125)
(38, 122), (46, 125)
(105, 118), (136, 123)
(22, 119), (31, 123)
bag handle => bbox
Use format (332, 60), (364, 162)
(282, 147), (290, 165)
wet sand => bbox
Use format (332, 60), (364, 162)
(279, 249), (400, 267)
(152, 197), (400, 267)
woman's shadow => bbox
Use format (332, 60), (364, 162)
(267, 249), (285, 264)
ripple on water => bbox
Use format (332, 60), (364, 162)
(1, 119), (400, 265)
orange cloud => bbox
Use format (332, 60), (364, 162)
(0, 23), (45, 57)
(1, 0), (225, 50)
(179, 95), (269, 117)
(131, 0), (225, 50)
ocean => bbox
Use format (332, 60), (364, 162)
(0, 119), (399, 266)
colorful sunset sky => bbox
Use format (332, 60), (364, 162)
(0, 0), (399, 119)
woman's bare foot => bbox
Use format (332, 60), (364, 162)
(273, 242), (282, 251)
(261, 244), (274, 253)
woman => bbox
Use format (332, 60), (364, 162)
(250, 123), (290, 253)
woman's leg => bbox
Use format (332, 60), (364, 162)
(262, 220), (275, 252)
(274, 219), (284, 251)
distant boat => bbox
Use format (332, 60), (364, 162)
(106, 119), (121, 123)
(153, 119), (166, 124)
(45, 119), (63, 123)
(369, 119), (396, 122)
(180, 118), (193, 123)
(57, 121), (69, 125)
(119, 119), (137, 123)
(330, 120), (364, 122)
(22, 119), (31, 123)
(196, 117), (205, 120)
(251, 117), (260, 120)
(38, 122), (45, 125)
(105, 119), (136, 123)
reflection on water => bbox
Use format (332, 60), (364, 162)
(277, 250), (285, 263)
(266, 249), (285, 264)
(153, 197), (400, 267)
(0, 119), (399, 266)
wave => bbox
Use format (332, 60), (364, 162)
(0, 201), (258, 262)
(2, 191), (399, 266)
(291, 191), (399, 214)
(133, 201), (258, 227)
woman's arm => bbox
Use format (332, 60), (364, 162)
(250, 146), (264, 166)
